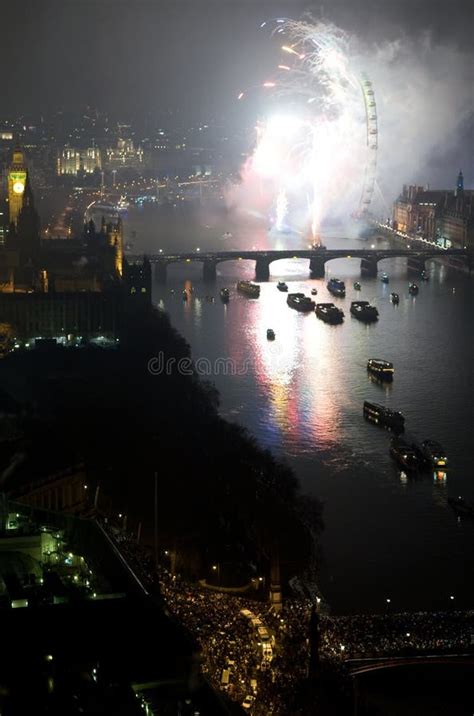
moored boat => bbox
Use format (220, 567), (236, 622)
(266, 328), (275, 340)
(327, 278), (346, 297)
(315, 302), (344, 324)
(363, 400), (404, 431)
(237, 280), (260, 298)
(350, 301), (379, 322)
(421, 440), (447, 467)
(287, 293), (316, 312)
(390, 437), (420, 471)
(367, 359), (394, 381)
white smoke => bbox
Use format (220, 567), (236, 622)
(227, 22), (474, 230)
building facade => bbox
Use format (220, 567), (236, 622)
(392, 171), (474, 249)
(57, 145), (102, 175)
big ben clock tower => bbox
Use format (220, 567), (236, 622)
(7, 147), (27, 226)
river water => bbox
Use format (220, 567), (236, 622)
(124, 200), (474, 615)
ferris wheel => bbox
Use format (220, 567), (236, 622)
(356, 74), (378, 217)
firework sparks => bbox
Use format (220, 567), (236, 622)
(242, 18), (378, 241)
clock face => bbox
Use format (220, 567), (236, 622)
(13, 181), (25, 194)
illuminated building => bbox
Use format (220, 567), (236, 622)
(81, 146), (101, 173)
(7, 147), (27, 226)
(0, 147), (148, 345)
(57, 145), (102, 175)
(392, 171), (474, 249)
(57, 146), (80, 174)
(105, 137), (144, 168)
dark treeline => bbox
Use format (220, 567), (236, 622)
(1, 306), (323, 583)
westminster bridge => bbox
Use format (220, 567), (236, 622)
(128, 247), (470, 282)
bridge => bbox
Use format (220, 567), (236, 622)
(346, 653), (474, 676)
(127, 247), (470, 282)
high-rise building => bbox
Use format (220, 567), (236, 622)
(7, 147), (27, 226)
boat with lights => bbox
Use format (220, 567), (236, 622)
(327, 278), (346, 297)
(315, 303), (344, 324)
(350, 301), (379, 322)
(287, 293), (316, 312)
(390, 437), (420, 471)
(237, 281), (260, 298)
(367, 359), (394, 381)
(363, 400), (404, 431)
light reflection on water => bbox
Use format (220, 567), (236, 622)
(127, 203), (474, 614)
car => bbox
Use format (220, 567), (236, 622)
(242, 695), (255, 710)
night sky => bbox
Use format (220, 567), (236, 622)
(3, 0), (473, 120)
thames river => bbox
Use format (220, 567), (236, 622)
(125, 200), (474, 614)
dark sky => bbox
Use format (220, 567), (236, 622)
(2, 0), (473, 121)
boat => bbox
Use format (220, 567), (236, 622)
(327, 278), (346, 297)
(363, 400), (404, 431)
(220, 288), (230, 303)
(448, 496), (474, 518)
(237, 281), (260, 298)
(381, 273), (389, 284)
(390, 437), (420, 471)
(350, 301), (379, 323)
(311, 288), (318, 295)
(421, 440), (447, 467)
(420, 270), (429, 281)
(391, 292), (400, 304)
(315, 303), (344, 324)
(367, 359), (394, 381)
(353, 282), (362, 291)
(277, 281), (288, 292)
(266, 328), (275, 340)
(287, 293), (316, 312)
(409, 283), (419, 295)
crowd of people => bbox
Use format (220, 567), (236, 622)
(319, 610), (474, 660)
(101, 521), (474, 714)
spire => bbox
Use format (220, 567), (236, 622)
(21, 172), (35, 211)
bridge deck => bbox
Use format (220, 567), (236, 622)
(128, 247), (467, 263)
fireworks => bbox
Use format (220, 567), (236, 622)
(241, 18), (378, 241)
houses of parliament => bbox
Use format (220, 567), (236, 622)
(0, 147), (150, 351)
